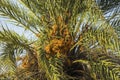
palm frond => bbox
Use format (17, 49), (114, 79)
(0, 27), (43, 79)
(0, 0), (41, 33)
(0, 26), (29, 48)
(0, 26), (31, 63)
(96, 0), (120, 38)
(21, 0), (45, 18)
(96, 0), (120, 11)
(38, 49), (68, 80)
(72, 8), (120, 55)
(105, 5), (120, 39)
(0, 56), (16, 79)
(73, 53), (120, 80)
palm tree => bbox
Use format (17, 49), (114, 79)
(0, 0), (120, 80)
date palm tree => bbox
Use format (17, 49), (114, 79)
(0, 0), (120, 80)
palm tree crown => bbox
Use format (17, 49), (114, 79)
(0, 0), (120, 80)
